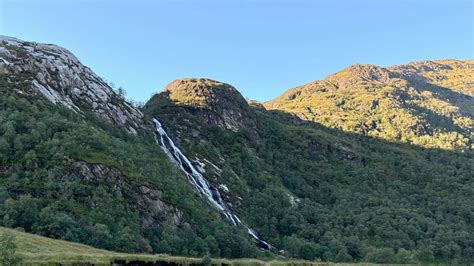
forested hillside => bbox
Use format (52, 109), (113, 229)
(145, 78), (473, 263)
(0, 37), (263, 258)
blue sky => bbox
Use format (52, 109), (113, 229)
(1, 0), (473, 102)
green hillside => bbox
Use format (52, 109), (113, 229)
(145, 77), (473, 264)
(265, 60), (473, 150)
(0, 77), (263, 258)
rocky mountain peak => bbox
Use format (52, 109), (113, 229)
(155, 78), (253, 132)
(164, 78), (248, 108)
(0, 35), (143, 134)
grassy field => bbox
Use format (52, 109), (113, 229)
(0, 226), (425, 266)
(0, 226), (340, 266)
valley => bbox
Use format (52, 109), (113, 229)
(0, 36), (472, 264)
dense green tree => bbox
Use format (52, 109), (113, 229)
(335, 247), (353, 262)
(2, 195), (40, 231)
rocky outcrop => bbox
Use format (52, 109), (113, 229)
(325, 64), (394, 88)
(0, 36), (143, 134)
(158, 78), (255, 132)
(388, 60), (474, 96)
(69, 161), (183, 230)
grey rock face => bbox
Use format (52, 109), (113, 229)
(0, 36), (143, 134)
(70, 161), (183, 230)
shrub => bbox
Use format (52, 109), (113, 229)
(365, 247), (395, 263)
(0, 231), (22, 266)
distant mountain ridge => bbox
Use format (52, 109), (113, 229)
(265, 59), (473, 150)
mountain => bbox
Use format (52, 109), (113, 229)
(265, 60), (473, 150)
(0, 36), (262, 258)
(1, 36), (473, 264)
(145, 77), (473, 263)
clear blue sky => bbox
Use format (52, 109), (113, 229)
(1, 0), (473, 102)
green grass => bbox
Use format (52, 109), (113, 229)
(0, 227), (347, 266)
(1, 226), (423, 266)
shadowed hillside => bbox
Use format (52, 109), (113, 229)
(144, 77), (473, 264)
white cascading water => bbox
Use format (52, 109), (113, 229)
(153, 118), (272, 250)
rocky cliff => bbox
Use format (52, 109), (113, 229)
(0, 36), (143, 134)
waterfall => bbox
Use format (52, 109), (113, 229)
(153, 118), (272, 250)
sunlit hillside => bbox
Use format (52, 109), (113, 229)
(265, 60), (473, 150)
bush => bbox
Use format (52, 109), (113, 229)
(201, 253), (212, 266)
(335, 247), (353, 262)
(0, 231), (22, 266)
(395, 248), (416, 263)
(365, 247), (395, 263)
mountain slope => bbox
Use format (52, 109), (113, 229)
(145, 77), (473, 263)
(0, 37), (262, 258)
(265, 60), (473, 150)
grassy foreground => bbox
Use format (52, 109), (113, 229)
(0, 226), (334, 266)
(1, 226), (425, 265)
